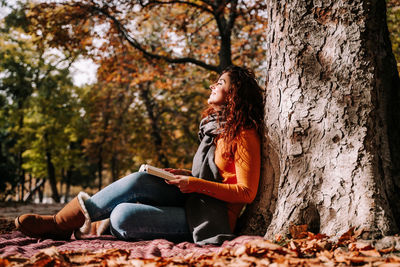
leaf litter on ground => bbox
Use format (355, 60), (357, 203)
(1, 225), (400, 266)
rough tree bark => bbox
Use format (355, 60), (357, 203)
(239, 0), (400, 239)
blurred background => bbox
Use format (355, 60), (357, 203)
(0, 0), (398, 203)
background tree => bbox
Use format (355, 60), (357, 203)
(27, 0), (267, 74)
(0, 5), (94, 202)
(238, 0), (400, 239)
(387, 0), (400, 73)
(0, 30), (31, 200)
(81, 43), (209, 189)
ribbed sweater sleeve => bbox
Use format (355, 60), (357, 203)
(187, 129), (261, 204)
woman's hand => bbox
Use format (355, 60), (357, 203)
(163, 168), (192, 176)
(166, 175), (193, 193)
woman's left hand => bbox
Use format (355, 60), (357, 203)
(166, 175), (193, 193)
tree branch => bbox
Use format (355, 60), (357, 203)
(88, 4), (219, 72)
(227, 0), (238, 31)
(139, 0), (213, 15)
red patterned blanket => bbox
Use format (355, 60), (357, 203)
(0, 231), (262, 259)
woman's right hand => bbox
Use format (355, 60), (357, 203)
(163, 168), (192, 176)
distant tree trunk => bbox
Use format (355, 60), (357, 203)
(18, 168), (25, 202)
(23, 178), (45, 203)
(139, 83), (169, 167)
(38, 180), (44, 203)
(44, 133), (60, 203)
(96, 90), (113, 191)
(240, 0), (400, 239)
(110, 85), (133, 182)
(17, 103), (25, 202)
(111, 153), (118, 182)
(61, 167), (72, 202)
(28, 174), (32, 194)
(65, 167), (72, 202)
(97, 148), (103, 191)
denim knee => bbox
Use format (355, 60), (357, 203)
(109, 202), (191, 242)
(123, 172), (173, 197)
(109, 203), (132, 240)
(122, 171), (148, 190)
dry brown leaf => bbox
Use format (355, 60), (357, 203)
(288, 240), (298, 251)
(359, 249), (381, 257)
(275, 233), (284, 242)
(289, 224), (308, 239)
(334, 255), (351, 265)
(317, 250), (334, 264)
(348, 241), (374, 251)
(233, 244), (247, 257)
(387, 255), (400, 262)
(320, 250), (334, 259)
(307, 232), (328, 240)
(0, 259), (10, 267)
(380, 247), (397, 254)
(348, 255), (383, 263)
(379, 263), (400, 267)
(288, 257), (322, 265)
(337, 227), (355, 245)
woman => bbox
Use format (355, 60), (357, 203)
(15, 66), (263, 245)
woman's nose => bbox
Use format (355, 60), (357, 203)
(209, 83), (215, 90)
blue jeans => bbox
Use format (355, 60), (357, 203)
(83, 172), (192, 242)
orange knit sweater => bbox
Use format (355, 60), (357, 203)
(187, 128), (261, 231)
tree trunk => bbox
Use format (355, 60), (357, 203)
(97, 148), (103, 191)
(23, 178), (45, 203)
(241, 0), (400, 239)
(38, 180), (44, 203)
(139, 83), (169, 167)
(65, 167), (72, 202)
(28, 174), (32, 195)
(44, 133), (60, 203)
(17, 102), (25, 202)
(111, 153), (118, 182)
(61, 167), (72, 203)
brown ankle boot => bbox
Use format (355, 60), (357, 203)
(15, 193), (90, 240)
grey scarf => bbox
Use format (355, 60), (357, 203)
(191, 114), (223, 181)
(186, 114), (235, 245)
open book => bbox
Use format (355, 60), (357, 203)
(139, 164), (176, 181)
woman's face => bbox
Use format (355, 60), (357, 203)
(207, 72), (230, 106)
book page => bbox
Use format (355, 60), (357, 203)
(139, 164), (176, 181)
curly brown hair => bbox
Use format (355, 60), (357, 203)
(204, 65), (264, 158)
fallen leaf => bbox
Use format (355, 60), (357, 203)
(379, 263), (400, 267)
(359, 249), (381, 257)
(348, 241), (374, 251)
(289, 224), (308, 239)
(307, 232), (328, 240)
(275, 233), (283, 242)
(379, 247), (396, 254)
(3, 228), (400, 266)
(338, 227), (355, 245)
(0, 259), (10, 267)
